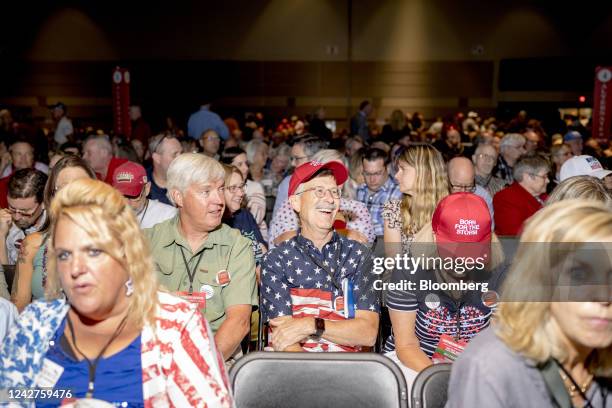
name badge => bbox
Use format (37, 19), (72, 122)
(216, 270), (231, 286)
(37, 358), (64, 388)
(176, 291), (207, 310)
(431, 334), (468, 363)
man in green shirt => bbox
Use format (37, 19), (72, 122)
(145, 153), (257, 360)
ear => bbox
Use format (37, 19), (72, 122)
(151, 152), (160, 166)
(144, 182), (151, 198)
(198, 138), (205, 148)
(288, 194), (301, 214)
(170, 189), (184, 208)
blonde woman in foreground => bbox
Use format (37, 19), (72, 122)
(447, 200), (612, 408)
(0, 179), (232, 407)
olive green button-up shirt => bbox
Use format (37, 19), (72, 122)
(145, 215), (257, 332)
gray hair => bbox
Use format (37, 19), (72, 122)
(166, 153), (225, 204)
(245, 139), (268, 164)
(148, 132), (179, 154)
(513, 155), (550, 182)
(295, 134), (327, 157)
(312, 149), (349, 169)
(84, 134), (113, 154)
(270, 143), (291, 159)
(500, 133), (525, 152)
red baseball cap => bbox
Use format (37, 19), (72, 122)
(288, 161), (348, 196)
(432, 193), (492, 260)
(112, 161), (148, 197)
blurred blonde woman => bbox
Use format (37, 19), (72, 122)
(448, 200), (612, 407)
(382, 144), (449, 257)
(0, 179), (232, 407)
(546, 175), (612, 207)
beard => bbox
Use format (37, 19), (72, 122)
(14, 218), (34, 229)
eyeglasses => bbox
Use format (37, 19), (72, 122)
(362, 170), (386, 178)
(530, 173), (549, 181)
(450, 183), (476, 193)
(226, 183), (246, 194)
(476, 153), (496, 163)
(8, 203), (41, 217)
(296, 186), (341, 199)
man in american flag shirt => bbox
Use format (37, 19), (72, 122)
(261, 160), (380, 352)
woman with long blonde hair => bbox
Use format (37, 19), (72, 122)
(0, 179), (232, 407)
(447, 200), (612, 407)
(382, 144), (449, 257)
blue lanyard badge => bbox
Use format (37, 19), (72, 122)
(342, 278), (355, 319)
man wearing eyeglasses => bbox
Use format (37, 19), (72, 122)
(0, 169), (47, 267)
(261, 161), (379, 352)
(448, 157), (494, 228)
(356, 148), (402, 253)
(493, 156), (550, 236)
(473, 144), (507, 197)
(495, 133), (526, 185)
(111, 162), (176, 229)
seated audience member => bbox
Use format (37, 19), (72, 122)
(146, 132), (183, 205)
(495, 133), (526, 185)
(547, 176), (612, 207)
(0, 169), (47, 266)
(82, 134), (128, 183)
(493, 156), (550, 236)
(433, 124), (465, 162)
(0, 138), (49, 178)
(200, 129), (221, 159)
(220, 147), (268, 242)
(447, 200), (612, 407)
(385, 193), (505, 389)
(383, 145), (449, 258)
(112, 162), (176, 229)
(448, 157), (495, 226)
(473, 143), (507, 197)
(549, 143), (573, 189)
(145, 153), (257, 361)
(345, 148), (365, 200)
(269, 150), (374, 249)
(261, 161), (380, 352)
(0, 179), (232, 407)
(272, 134), (327, 215)
(522, 128), (541, 154)
(262, 143), (291, 197)
(564, 130), (584, 156)
(221, 164), (266, 269)
(12, 156), (96, 312)
(560, 155), (612, 191)
(357, 148), (403, 253)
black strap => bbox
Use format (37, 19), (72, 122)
(179, 247), (205, 295)
(538, 359), (573, 408)
(556, 359), (595, 408)
(66, 312), (129, 398)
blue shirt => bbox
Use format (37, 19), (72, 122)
(146, 167), (171, 205)
(356, 178), (403, 236)
(261, 232), (380, 322)
(38, 317), (144, 407)
(187, 107), (229, 140)
(225, 209), (266, 265)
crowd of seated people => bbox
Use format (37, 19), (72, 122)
(0, 101), (610, 406)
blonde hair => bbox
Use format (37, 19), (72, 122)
(46, 178), (159, 330)
(495, 200), (612, 376)
(398, 145), (449, 235)
(547, 176), (612, 207)
(221, 163), (243, 185)
(166, 153), (225, 204)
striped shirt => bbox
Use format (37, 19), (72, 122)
(383, 265), (506, 356)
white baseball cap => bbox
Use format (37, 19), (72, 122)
(560, 155), (612, 181)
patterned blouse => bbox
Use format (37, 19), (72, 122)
(381, 199), (415, 256)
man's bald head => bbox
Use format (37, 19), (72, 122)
(448, 157), (475, 192)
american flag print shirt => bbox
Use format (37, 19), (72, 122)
(261, 232), (380, 352)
